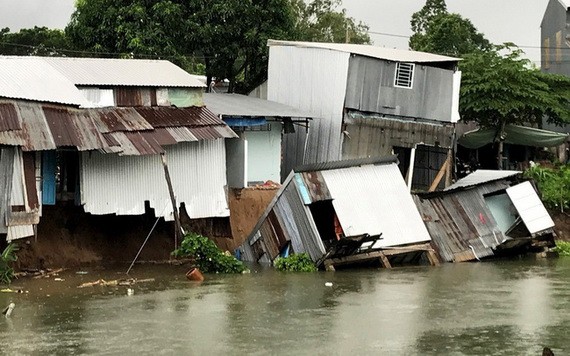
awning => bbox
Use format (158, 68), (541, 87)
(458, 124), (569, 149)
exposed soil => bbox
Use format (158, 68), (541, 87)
(552, 211), (570, 241)
(10, 187), (279, 270)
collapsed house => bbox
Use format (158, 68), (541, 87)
(413, 170), (556, 262)
(264, 40), (461, 190)
(238, 156), (440, 270)
(0, 56), (237, 242)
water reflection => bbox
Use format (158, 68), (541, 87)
(0, 259), (568, 354)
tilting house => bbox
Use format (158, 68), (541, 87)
(238, 156), (439, 270)
(0, 56), (237, 243)
(265, 40), (461, 190)
(203, 93), (314, 187)
(413, 170), (556, 262)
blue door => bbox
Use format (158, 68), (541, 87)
(42, 151), (57, 205)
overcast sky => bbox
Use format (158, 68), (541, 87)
(0, 0), (550, 65)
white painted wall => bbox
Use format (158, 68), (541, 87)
(243, 122), (282, 184)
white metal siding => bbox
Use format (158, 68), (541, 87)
(81, 140), (229, 219)
(321, 163), (431, 247)
(7, 225), (34, 241)
(79, 88), (115, 108)
(267, 46), (350, 164)
(506, 181), (555, 234)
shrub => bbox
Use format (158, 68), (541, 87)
(553, 241), (570, 257)
(0, 243), (17, 285)
(274, 253), (317, 272)
(173, 233), (246, 274)
(524, 164), (570, 212)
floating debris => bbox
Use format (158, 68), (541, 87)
(78, 278), (155, 288)
(2, 303), (15, 317)
(325, 282), (333, 287)
(127, 288), (134, 296)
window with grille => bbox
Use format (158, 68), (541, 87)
(394, 62), (415, 88)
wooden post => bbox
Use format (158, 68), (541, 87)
(444, 149), (453, 188)
(406, 146), (416, 192)
(160, 153), (182, 249)
(426, 249), (440, 266)
(429, 153), (451, 192)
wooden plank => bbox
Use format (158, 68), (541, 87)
(378, 251), (392, 268)
(426, 249), (440, 266)
(428, 152), (451, 192)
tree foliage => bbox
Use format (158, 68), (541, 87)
(409, 0), (490, 57)
(0, 26), (70, 56)
(291, 0), (370, 44)
(459, 45), (570, 129)
(66, 0), (370, 93)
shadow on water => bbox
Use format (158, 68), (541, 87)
(0, 259), (568, 354)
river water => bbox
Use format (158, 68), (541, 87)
(1, 258), (569, 355)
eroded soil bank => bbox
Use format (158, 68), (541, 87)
(8, 187), (279, 270)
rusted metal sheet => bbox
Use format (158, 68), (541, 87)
(414, 180), (513, 263)
(300, 171), (331, 202)
(0, 99), (236, 155)
(43, 106), (109, 150)
(135, 106), (222, 127)
(0, 102), (21, 131)
(114, 87), (156, 107)
(92, 107), (153, 133)
(22, 152), (39, 210)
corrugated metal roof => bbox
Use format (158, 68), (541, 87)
(268, 40), (460, 63)
(42, 57), (206, 88)
(0, 56), (90, 106)
(506, 181), (555, 235)
(203, 93), (317, 118)
(135, 106), (222, 128)
(0, 103), (22, 131)
(295, 155), (398, 172)
(558, 0), (570, 9)
(0, 99), (237, 154)
(321, 163), (431, 246)
(445, 170), (521, 191)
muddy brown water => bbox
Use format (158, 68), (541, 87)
(1, 258), (569, 355)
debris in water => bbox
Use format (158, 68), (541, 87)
(186, 268), (205, 282)
(78, 278), (155, 288)
(325, 282), (333, 287)
(54, 278), (64, 282)
(2, 303), (15, 317)
(127, 288), (134, 296)
(76, 271), (88, 275)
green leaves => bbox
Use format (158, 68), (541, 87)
(459, 46), (570, 128)
(524, 164), (570, 212)
(173, 233), (246, 274)
(0, 243), (17, 285)
(274, 253), (317, 272)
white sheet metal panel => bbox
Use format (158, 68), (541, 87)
(79, 88), (115, 108)
(43, 57), (205, 88)
(506, 181), (555, 234)
(10, 148), (25, 206)
(0, 56), (88, 106)
(81, 140), (229, 219)
(321, 163), (431, 247)
(267, 45), (349, 164)
(6, 224), (34, 241)
(445, 170), (521, 191)
(268, 40), (459, 63)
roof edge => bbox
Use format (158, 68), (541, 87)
(295, 155), (399, 173)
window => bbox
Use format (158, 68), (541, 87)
(394, 62), (415, 88)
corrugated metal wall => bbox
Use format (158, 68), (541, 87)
(413, 181), (511, 262)
(268, 46), (350, 169)
(245, 122), (282, 184)
(320, 163), (431, 247)
(344, 56), (455, 122)
(80, 140), (229, 219)
(0, 147), (15, 234)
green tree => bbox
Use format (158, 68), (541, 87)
(0, 26), (70, 56)
(409, 0), (490, 57)
(291, 0), (370, 44)
(459, 45), (570, 166)
(66, 0), (371, 93)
